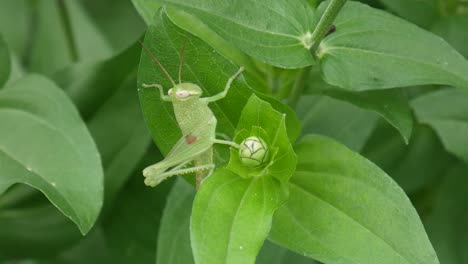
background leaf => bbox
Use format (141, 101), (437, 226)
(156, 179), (195, 264)
(270, 135), (439, 264)
(296, 95), (378, 152)
(412, 88), (468, 164)
(425, 164), (468, 264)
(0, 201), (81, 258)
(102, 147), (173, 264)
(53, 44), (151, 210)
(432, 14), (468, 58)
(362, 122), (455, 193)
(0, 35), (10, 88)
(378, 0), (439, 28)
(317, 1), (468, 91)
(191, 169), (286, 264)
(0, 75), (103, 234)
(131, 0), (163, 25)
(164, 0), (316, 68)
(305, 68), (413, 142)
(28, 0), (112, 75)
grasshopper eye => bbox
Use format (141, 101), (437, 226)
(176, 90), (190, 99)
(168, 88), (173, 95)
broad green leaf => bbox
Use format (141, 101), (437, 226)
(317, 1), (468, 91)
(131, 0), (163, 25)
(296, 95), (378, 152)
(305, 68), (414, 142)
(29, 1), (112, 75)
(0, 0), (30, 58)
(164, 0), (316, 68)
(258, 241), (318, 264)
(53, 44), (151, 210)
(43, 227), (114, 264)
(270, 135), (439, 264)
(378, 0), (439, 28)
(80, 0), (146, 52)
(425, 164), (468, 264)
(0, 203), (81, 259)
(0, 75), (103, 234)
(138, 11), (300, 159)
(191, 169), (286, 264)
(432, 15), (468, 58)
(103, 147), (173, 264)
(157, 179), (195, 264)
(0, 35), (10, 87)
(363, 122), (455, 193)
(164, 6), (268, 90)
(228, 95), (297, 183)
(412, 88), (468, 164)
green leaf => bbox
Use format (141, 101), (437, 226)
(0, 203), (81, 259)
(305, 68), (414, 143)
(138, 10), (300, 159)
(191, 169), (286, 264)
(164, 0), (316, 68)
(157, 179), (195, 264)
(43, 227), (114, 264)
(258, 241), (318, 264)
(432, 15), (468, 58)
(363, 122), (455, 193)
(228, 95), (297, 183)
(0, 75), (103, 234)
(53, 44), (151, 211)
(317, 1), (468, 91)
(425, 164), (468, 264)
(0, 35), (10, 88)
(80, 0), (146, 52)
(103, 147), (173, 264)
(412, 88), (468, 164)
(378, 0), (440, 28)
(29, 1), (112, 75)
(296, 95), (378, 152)
(0, 0), (30, 58)
(131, 0), (163, 25)
(270, 135), (439, 264)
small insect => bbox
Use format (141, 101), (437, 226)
(139, 38), (244, 189)
(325, 25), (336, 37)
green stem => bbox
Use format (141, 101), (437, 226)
(57, 0), (78, 62)
(288, 66), (311, 108)
(310, 0), (347, 51)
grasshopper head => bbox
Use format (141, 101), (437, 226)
(169, 83), (203, 101)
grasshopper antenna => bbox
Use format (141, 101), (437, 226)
(178, 33), (189, 84)
(138, 39), (176, 86)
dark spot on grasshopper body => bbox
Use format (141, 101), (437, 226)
(185, 135), (197, 144)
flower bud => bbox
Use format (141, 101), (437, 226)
(239, 136), (268, 167)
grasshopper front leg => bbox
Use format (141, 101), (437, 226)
(206, 67), (244, 103)
(143, 83), (172, 102)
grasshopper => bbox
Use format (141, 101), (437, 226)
(139, 39), (244, 189)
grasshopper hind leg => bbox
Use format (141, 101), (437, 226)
(144, 161), (215, 187)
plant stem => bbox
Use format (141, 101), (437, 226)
(288, 66), (311, 108)
(57, 0), (78, 62)
(310, 0), (347, 51)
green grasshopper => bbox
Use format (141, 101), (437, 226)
(139, 39), (243, 189)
